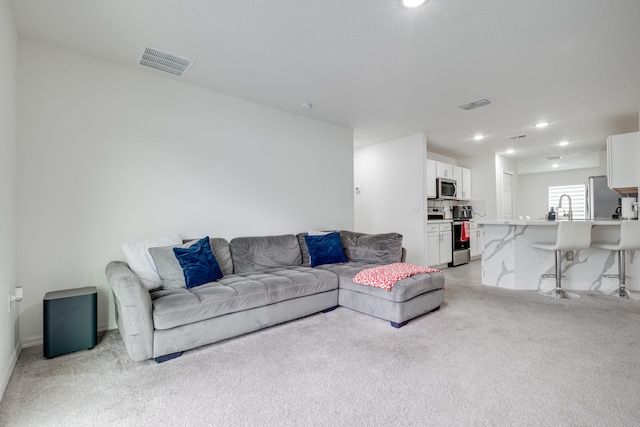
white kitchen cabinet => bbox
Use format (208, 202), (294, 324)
(426, 159), (437, 198)
(427, 222), (452, 267)
(469, 221), (483, 258)
(453, 166), (463, 190)
(462, 167), (472, 200)
(607, 131), (640, 194)
(436, 162), (453, 179)
(440, 223), (452, 264)
(452, 166), (472, 200)
(427, 225), (441, 267)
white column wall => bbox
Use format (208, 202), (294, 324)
(0, 0), (18, 399)
(354, 133), (427, 265)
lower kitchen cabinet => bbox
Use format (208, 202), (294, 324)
(469, 221), (483, 258)
(427, 222), (452, 267)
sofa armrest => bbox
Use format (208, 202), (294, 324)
(105, 261), (154, 361)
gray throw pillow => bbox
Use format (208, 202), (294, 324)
(229, 234), (302, 274)
(340, 230), (403, 264)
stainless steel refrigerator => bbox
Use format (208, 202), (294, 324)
(588, 175), (620, 220)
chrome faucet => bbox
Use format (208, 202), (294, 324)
(558, 194), (573, 221)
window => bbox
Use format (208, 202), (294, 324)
(548, 184), (586, 220)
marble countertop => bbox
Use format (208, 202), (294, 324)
(478, 219), (631, 226)
(427, 219), (453, 223)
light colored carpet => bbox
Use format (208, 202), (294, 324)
(2, 261), (640, 426)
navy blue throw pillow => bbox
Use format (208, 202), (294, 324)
(173, 236), (223, 288)
(305, 232), (348, 267)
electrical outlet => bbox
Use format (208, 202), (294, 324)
(410, 204), (420, 212)
(566, 250), (574, 262)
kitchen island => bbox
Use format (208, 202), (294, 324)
(478, 220), (639, 293)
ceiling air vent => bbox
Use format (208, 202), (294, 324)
(458, 98), (492, 111)
(139, 46), (194, 78)
(507, 133), (529, 141)
(546, 156), (562, 161)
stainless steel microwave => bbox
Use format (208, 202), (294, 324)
(437, 177), (458, 200)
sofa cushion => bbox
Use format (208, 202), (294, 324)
(149, 238), (233, 289)
(340, 231), (403, 264)
(150, 267), (339, 330)
(230, 235), (302, 274)
(120, 233), (183, 290)
(305, 232), (348, 267)
(316, 261), (444, 303)
(173, 237), (224, 289)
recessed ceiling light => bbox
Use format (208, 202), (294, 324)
(552, 163), (559, 168)
(506, 149), (514, 154)
(473, 134), (484, 141)
(558, 140), (569, 146)
(534, 122), (550, 128)
(300, 102), (313, 110)
(399, 0), (427, 8)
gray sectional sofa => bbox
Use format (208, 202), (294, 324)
(106, 231), (445, 362)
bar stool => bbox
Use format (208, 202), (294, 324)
(591, 221), (640, 299)
(531, 221), (593, 299)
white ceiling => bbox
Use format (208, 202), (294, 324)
(10, 0), (640, 174)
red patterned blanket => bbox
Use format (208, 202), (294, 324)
(353, 263), (441, 291)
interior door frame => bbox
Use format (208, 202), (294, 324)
(502, 170), (514, 220)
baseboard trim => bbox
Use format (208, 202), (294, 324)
(21, 335), (43, 349)
(1, 342), (21, 401)
(21, 323), (113, 349)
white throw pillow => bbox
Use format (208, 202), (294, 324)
(308, 230), (332, 236)
(121, 234), (183, 290)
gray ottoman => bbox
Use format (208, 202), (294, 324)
(317, 262), (445, 327)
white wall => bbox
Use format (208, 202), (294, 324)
(598, 149), (607, 176)
(517, 167), (599, 219)
(458, 154), (498, 220)
(0, 0), (18, 398)
(354, 134), (426, 265)
(426, 151), (457, 165)
(17, 39), (354, 344)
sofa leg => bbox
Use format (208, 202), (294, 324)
(321, 306), (338, 313)
(390, 320), (409, 329)
(155, 352), (182, 363)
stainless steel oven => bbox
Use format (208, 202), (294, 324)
(449, 206), (473, 267)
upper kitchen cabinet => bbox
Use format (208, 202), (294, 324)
(607, 131), (640, 194)
(462, 167), (472, 200)
(453, 166), (472, 200)
(426, 159), (437, 198)
(427, 160), (472, 200)
(436, 162), (453, 179)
